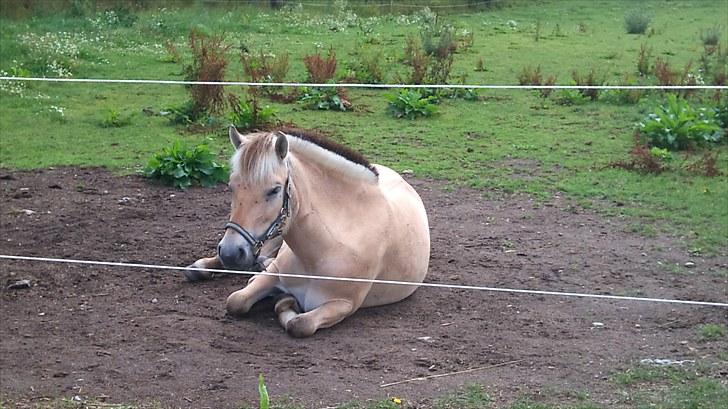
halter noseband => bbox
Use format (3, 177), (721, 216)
(224, 177), (291, 258)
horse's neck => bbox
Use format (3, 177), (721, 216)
(283, 153), (377, 256)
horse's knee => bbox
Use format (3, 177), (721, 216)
(226, 290), (250, 316)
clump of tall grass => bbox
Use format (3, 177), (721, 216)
(572, 68), (605, 101)
(700, 25), (722, 47)
(637, 43), (652, 76)
(517, 65), (557, 98)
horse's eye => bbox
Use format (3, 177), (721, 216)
(267, 186), (282, 197)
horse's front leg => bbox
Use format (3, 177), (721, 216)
(275, 296), (354, 338)
(184, 256), (222, 282)
(226, 274), (280, 316)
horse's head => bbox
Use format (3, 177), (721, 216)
(218, 127), (290, 270)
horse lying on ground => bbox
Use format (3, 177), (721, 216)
(185, 126), (430, 337)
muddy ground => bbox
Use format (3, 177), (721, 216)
(1, 168), (726, 408)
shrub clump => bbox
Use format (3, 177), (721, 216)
(303, 48), (337, 83)
(182, 29), (232, 121)
(611, 142), (670, 174)
(240, 50), (290, 84)
(402, 19), (459, 85)
(624, 10), (651, 34)
(343, 50), (385, 84)
(142, 141), (228, 189)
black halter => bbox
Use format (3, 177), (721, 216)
(224, 177), (291, 258)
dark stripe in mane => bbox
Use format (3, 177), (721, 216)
(276, 127), (379, 177)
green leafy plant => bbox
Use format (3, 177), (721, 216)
(447, 87), (479, 101)
(229, 97), (278, 131)
(649, 147), (672, 161)
(638, 94), (723, 150)
(553, 88), (588, 106)
(385, 89), (437, 119)
(258, 374), (270, 409)
(164, 100), (197, 125)
(142, 141), (228, 189)
(602, 75), (646, 105)
(715, 94), (728, 128)
(299, 87), (351, 111)
(99, 109), (131, 128)
(625, 10), (651, 34)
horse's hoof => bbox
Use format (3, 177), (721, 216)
(183, 263), (213, 282)
(285, 315), (316, 338)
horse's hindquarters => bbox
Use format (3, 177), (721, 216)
(361, 165), (431, 308)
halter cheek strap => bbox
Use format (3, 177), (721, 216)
(224, 177), (291, 258)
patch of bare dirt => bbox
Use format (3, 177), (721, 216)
(1, 168), (726, 408)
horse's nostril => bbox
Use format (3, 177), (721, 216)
(238, 246), (249, 259)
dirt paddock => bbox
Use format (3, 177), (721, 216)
(1, 168), (726, 408)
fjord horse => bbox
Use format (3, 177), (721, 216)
(186, 127), (430, 337)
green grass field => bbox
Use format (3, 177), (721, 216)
(0, 1), (727, 407)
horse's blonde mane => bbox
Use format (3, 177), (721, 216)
(231, 130), (378, 184)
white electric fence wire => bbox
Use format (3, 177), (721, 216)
(1, 255), (726, 307)
(199, 0), (504, 7)
(1, 76), (725, 90)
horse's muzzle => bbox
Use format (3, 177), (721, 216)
(217, 236), (257, 271)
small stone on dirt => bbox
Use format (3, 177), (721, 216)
(151, 298), (158, 303)
(7, 279), (31, 290)
(684, 261), (695, 268)
(640, 358), (694, 366)
(13, 189), (31, 199)
(592, 322), (604, 327)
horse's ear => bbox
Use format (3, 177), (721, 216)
(275, 133), (288, 160)
(229, 125), (248, 149)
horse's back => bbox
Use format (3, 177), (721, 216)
(361, 165), (430, 308)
